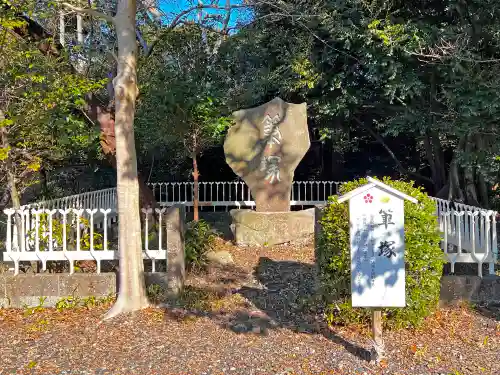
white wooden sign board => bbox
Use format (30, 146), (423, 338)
(338, 177), (417, 308)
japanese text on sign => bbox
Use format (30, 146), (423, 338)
(260, 113), (282, 184)
(348, 188), (406, 307)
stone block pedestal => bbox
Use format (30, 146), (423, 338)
(230, 208), (315, 246)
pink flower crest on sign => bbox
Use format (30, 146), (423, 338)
(363, 194), (373, 203)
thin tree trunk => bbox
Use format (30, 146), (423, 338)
(431, 131), (447, 188)
(449, 155), (464, 202)
(39, 166), (49, 199)
(429, 71), (447, 190)
(422, 133), (441, 192)
(192, 152), (200, 222)
(475, 135), (489, 208)
(463, 135), (480, 206)
(103, 0), (149, 320)
(1, 112), (35, 272)
(1, 123), (21, 239)
(447, 136), (466, 202)
(477, 172), (489, 208)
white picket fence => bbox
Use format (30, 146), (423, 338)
(3, 181), (499, 276)
(432, 197), (498, 276)
(22, 181), (342, 210)
(2, 207), (168, 275)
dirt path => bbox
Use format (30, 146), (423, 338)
(0, 242), (499, 375)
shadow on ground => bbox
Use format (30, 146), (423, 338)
(163, 256), (372, 362)
(472, 302), (500, 322)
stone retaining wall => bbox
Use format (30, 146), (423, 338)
(0, 272), (172, 308)
(439, 275), (500, 305)
(1, 273), (498, 308)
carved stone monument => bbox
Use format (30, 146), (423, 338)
(224, 97), (310, 212)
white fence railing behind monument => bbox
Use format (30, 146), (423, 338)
(3, 181), (498, 276)
(432, 197), (498, 276)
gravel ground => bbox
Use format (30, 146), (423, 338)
(0, 241), (499, 375)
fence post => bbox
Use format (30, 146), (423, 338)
(165, 204), (185, 297)
(492, 213), (498, 274)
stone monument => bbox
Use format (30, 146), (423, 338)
(224, 97), (312, 246)
(223, 97), (310, 212)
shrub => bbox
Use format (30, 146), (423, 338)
(27, 213), (104, 251)
(147, 283), (166, 305)
(25, 213), (105, 273)
(184, 219), (217, 271)
(318, 177), (445, 329)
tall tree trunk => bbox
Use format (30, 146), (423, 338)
(89, 96), (157, 210)
(104, 0), (149, 320)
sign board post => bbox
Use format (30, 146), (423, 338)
(338, 177), (417, 362)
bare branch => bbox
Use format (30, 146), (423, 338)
(407, 36), (500, 64)
(220, 0), (232, 35)
(136, 29), (149, 53)
(168, 3), (246, 30)
(62, 2), (115, 24)
(145, 2), (249, 58)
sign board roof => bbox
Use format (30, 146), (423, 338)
(338, 177), (418, 204)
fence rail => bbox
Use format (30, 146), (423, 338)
(20, 181), (342, 210)
(23, 188), (117, 211)
(3, 181), (499, 276)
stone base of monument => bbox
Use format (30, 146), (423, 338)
(229, 208), (315, 247)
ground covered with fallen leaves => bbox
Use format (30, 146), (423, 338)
(1, 240), (499, 375)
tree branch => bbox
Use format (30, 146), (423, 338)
(145, 2), (248, 58)
(62, 3), (115, 24)
(220, 0), (232, 35)
(136, 29), (149, 53)
(353, 117), (434, 184)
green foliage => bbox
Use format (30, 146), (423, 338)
(55, 296), (80, 311)
(216, 0), (500, 203)
(184, 219), (217, 271)
(0, 8), (105, 197)
(318, 177), (445, 329)
(22, 296), (47, 316)
(55, 294), (114, 311)
(136, 25), (232, 178)
(147, 283), (166, 305)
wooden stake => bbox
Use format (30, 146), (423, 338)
(371, 309), (384, 362)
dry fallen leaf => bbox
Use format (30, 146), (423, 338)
(378, 358), (388, 368)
